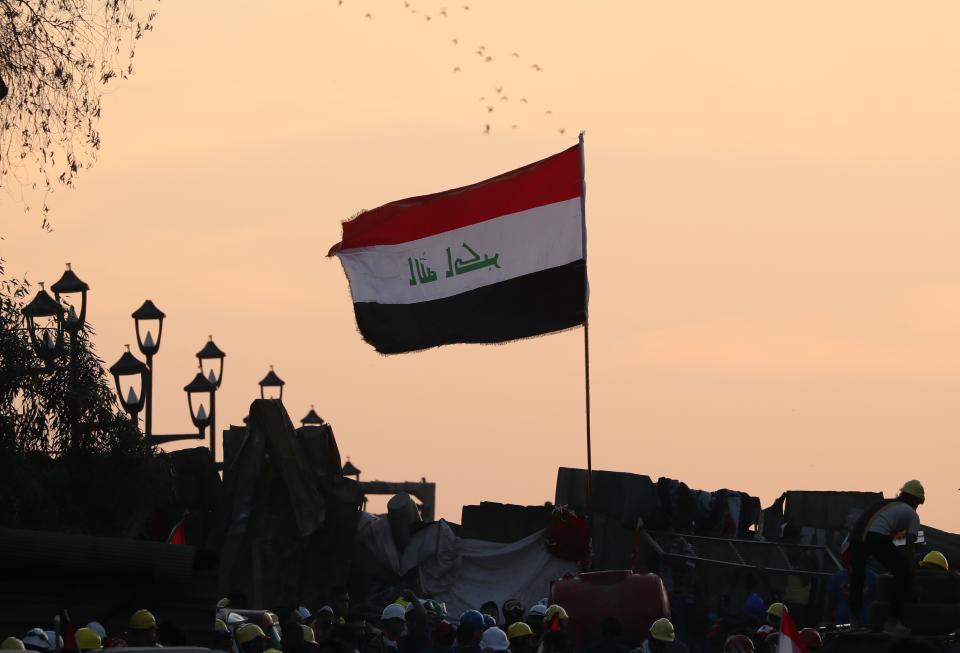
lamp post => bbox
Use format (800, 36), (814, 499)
(132, 300), (165, 437)
(259, 366), (285, 401)
(109, 345), (149, 427)
(342, 458), (361, 481)
(196, 336), (225, 462)
(300, 406), (324, 427)
(21, 283), (65, 365)
(184, 372), (215, 440)
(50, 263), (89, 447)
(50, 263), (89, 338)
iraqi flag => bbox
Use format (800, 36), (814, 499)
(328, 142), (588, 354)
(777, 609), (808, 653)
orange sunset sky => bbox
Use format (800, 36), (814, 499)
(4, 1), (960, 530)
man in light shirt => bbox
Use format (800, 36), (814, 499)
(848, 480), (924, 634)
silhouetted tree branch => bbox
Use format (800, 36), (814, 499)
(0, 0), (159, 228)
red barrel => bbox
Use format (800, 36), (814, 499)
(550, 570), (670, 649)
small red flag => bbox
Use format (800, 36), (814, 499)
(166, 516), (187, 545)
(60, 609), (78, 653)
(777, 609), (808, 653)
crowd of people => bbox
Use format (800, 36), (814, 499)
(0, 481), (950, 653)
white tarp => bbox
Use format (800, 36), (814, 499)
(356, 516), (578, 619)
(418, 522), (579, 620)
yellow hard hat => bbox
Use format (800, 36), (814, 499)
(767, 602), (786, 619)
(543, 605), (569, 622)
(215, 619), (229, 634)
(301, 625), (316, 645)
(236, 624), (266, 645)
(921, 550), (949, 571)
(900, 480), (925, 504)
(649, 618), (675, 643)
(1, 638), (25, 651)
(129, 609), (157, 630)
(507, 623), (533, 640)
(75, 628), (101, 651)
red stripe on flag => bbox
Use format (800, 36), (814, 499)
(329, 144), (581, 253)
(778, 609), (808, 653)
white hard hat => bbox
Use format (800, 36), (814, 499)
(296, 607), (312, 620)
(526, 604), (547, 618)
(22, 629), (50, 651)
(381, 603), (406, 621)
(480, 627), (510, 652)
(85, 623), (107, 640)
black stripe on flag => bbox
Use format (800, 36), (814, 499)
(353, 260), (587, 354)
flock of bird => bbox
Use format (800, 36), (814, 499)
(333, 0), (567, 137)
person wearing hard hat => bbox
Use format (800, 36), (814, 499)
(764, 603), (785, 629)
(848, 480), (925, 634)
(1, 639), (25, 652)
(505, 623), (534, 653)
(797, 628), (823, 651)
(640, 618), (689, 653)
(457, 611), (486, 653)
(128, 610), (159, 647)
(21, 630), (51, 653)
(721, 634), (755, 653)
(236, 624), (268, 653)
(523, 605), (546, 644)
(212, 619), (232, 653)
(375, 603), (406, 653)
(501, 601), (524, 630)
(920, 550), (950, 572)
(541, 606), (568, 634)
(75, 628), (102, 652)
(479, 628), (509, 653)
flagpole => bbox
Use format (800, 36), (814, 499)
(578, 131), (593, 526)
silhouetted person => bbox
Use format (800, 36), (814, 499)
(586, 618), (630, 653)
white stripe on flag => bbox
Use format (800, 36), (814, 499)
(336, 197), (583, 305)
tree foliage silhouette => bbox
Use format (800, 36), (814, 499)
(0, 0), (159, 227)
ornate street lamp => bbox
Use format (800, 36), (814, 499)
(197, 336), (226, 388)
(21, 283), (65, 364)
(184, 372), (215, 440)
(132, 300), (165, 358)
(195, 336), (225, 461)
(131, 300), (164, 436)
(342, 458), (361, 481)
(109, 345), (149, 426)
(300, 406), (324, 427)
(259, 366), (285, 401)
(50, 263), (89, 336)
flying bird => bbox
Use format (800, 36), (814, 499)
(511, 124), (519, 129)
(440, 7), (448, 16)
(453, 66), (461, 72)
(511, 52), (519, 57)
(520, 98), (528, 103)
(559, 128), (566, 135)
(494, 86), (503, 93)
(478, 96), (485, 101)
(487, 106), (494, 112)
(452, 38), (458, 44)
(531, 64), (543, 71)
(464, 5), (470, 10)
(500, 96), (508, 101)
(485, 56), (493, 62)
(425, 15), (431, 20)
(364, 12), (372, 18)
(545, 109), (552, 114)
(404, 1), (410, 6)
(483, 124), (490, 134)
